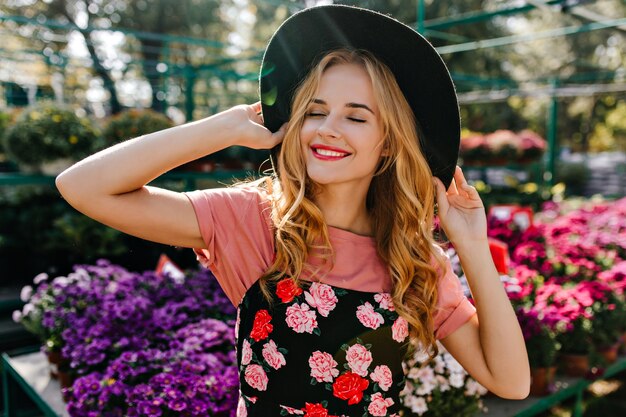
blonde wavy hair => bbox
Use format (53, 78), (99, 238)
(255, 49), (447, 358)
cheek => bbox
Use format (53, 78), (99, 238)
(300, 121), (317, 143)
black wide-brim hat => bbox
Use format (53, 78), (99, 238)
(260, 4), (460, 188)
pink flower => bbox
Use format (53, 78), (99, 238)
(356, 302), (384, 330)
(304, 282), (338, 317)
(241, 339), (252, 366)
(262, 340), (286, 370)
(367, 392), (394, 416)
(244, 364), (268, 391)
(374, 293), (395, 311)
(369, 365), (393, 391)
(346, 344), (373, 377)
(279, 405), (305, 415)
(391, 317), (408, 343)
(309, 351), (340, 383)
(237, 396), (247, 417)
(286, 303), (318, 334)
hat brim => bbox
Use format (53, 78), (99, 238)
(260, 5), (460, 188)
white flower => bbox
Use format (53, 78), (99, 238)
(437, 374), (450, 392)
(22, 303), (35, 316)
(20, 286), (33, 302)
(410, 397), (428, 416)
(443, 352), (465, 374)
(465, 379), (488, 396)
(416, 381), (435, 396)
(12, 310), (22, 323)
(449, 372), (465, 389)
(33, 273), (48, 285)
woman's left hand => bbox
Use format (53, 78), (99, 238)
(433, 166), (487, 244)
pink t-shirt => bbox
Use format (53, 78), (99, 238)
(184, 186), (476, 340)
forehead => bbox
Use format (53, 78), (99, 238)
(315, 63), (376, 106)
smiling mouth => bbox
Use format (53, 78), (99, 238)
(311, 145), (351, 161)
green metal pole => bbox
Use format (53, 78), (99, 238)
(184, 66), (196, 122)
(417, 0), (425, 34)
(546, 78), (559, 187)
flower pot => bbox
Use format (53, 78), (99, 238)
(46, 350), (62, 379)
(529, 366), (556, 396)
(560, 353), (589, 377)
(58, 370), (75, 390)
(598, 343), (620, 365)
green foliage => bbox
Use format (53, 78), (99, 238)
(0, 185), (196, 287)
(2, 102), (99, 166)
(590, 297), (626, 349)
(101, 109), (173, 147)
(557, 317), (593, 355)
(0, 110), (11, 154)
(416, 388), (482, 417)
(527, 331), (559, 368)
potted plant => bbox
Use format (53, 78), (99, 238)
(13, 272), (70, 379)
(400, 344), (488, 417)
(2, 102), (99, 174)
(101, 108), (173, 147)
(583, 281), (625, 364)
(515, 306), (561, 395)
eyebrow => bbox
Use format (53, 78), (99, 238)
(311, 98), (375, 115)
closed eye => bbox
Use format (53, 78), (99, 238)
(306, 112), (326, 118)
(348, 117), (366, 123)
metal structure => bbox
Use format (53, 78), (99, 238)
(0, 0), (624, 183)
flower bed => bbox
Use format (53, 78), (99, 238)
(489, 197), (626, 379)
(15, 260), (238, 416)
(14, 196), (626, 414)
(460, 129), (546, 166)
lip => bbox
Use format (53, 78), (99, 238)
(310, 144), (352, 161)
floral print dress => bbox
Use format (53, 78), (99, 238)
(235, 278), (409, 417)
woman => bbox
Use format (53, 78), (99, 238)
(56, 5), (529, 416)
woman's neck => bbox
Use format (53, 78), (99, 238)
(314, 184), (372, 236)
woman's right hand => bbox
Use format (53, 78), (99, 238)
(224, 102), (287, 150)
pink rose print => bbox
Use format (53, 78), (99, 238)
(304, 282), (338, 317)
(356, 302), (384, 330)
(369, 365), (393, 391)
(285, 303), (318, 334)
(374, 293), (395, 311)
(345, 344), (373, 377)
(235, 307), (241, 336)
(241, 339), (252, 366)
(367, 392), (395, 416)
(279, 405), (305, 415)
(309, 350), (340, 383)
(237, 396), (247, 417)
(391, 316), (409, 343)
(244, 364), (268, 391)
(262, 340), (286, 370)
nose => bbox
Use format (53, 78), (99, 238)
(316, 115), (341, 140)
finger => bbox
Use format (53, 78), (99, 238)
(453, 166), (470, 199)
(270, 123), (288, 146)
(455, 166), (479, 200)
(251, 102), (262, 113)
(432, 177), (449, 214)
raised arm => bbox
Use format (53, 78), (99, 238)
(55, 103), (284, 249)
(433, 166), (530, 400)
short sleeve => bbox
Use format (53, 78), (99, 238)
(184, 186), (275, 307)
(432, 246), (477, 340)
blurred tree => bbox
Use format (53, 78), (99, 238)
(2, 0), (230, 114)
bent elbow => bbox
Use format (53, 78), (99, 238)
(494, 382), (530, 400)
